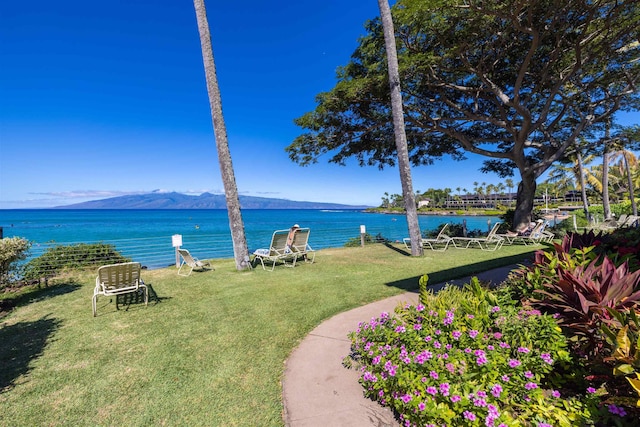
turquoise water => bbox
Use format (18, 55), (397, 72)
(0, 209), (499, 268)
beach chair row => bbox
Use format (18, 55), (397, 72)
(403, 221), (555, 252)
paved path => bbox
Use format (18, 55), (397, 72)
(281, 264), (518, 427)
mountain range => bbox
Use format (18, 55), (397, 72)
(54, 192), (372, 210)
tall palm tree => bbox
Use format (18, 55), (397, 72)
(505, 178), (514, 205)
(601, 121), (613, 220)
(611, 149), (639, 216)
(377, 0), (422, 256)
(193, 0), (250, 270)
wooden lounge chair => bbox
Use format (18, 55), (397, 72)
(453, 222), (504, 251)
(93, 262), (148, 317)
(291, 227), (316, 263)
(177, 248), (213, 276)
(252, 229), (298, 271)
(403, 223), (456, 251)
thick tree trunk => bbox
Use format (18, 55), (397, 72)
(378, 0), (423, 256)
(513, 173), (536, 231)
(194, 0), (251, 270)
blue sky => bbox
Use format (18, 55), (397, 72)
(0, 1), (637, 209)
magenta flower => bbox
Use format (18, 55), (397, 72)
(517, 346), (530, 354)
(413, 323), (422, 330)
(418, 402), (426, 411)
(476, 355), (488, 365)
(551, 390), (561, 398)
(452, 330), (462, 340)
(439, 382), (450, 396)
(508, 359), (521, 368)
(491, 384), (503, 397)
(463, 410), (476, 421)
(426, 386), (438, 396)
(469, 329), (479, 338)
(430, 370), (439, 379)
(401, 393), (412, 403)
(525, 382), (538, 390)
(524, 371), (534, 379)
(587, 387), (596, 394)
(540, 353), (554, 364)
(451, 394), (461, 403)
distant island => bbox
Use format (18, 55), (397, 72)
(54, 192), (372, 210)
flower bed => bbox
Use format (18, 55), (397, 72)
(348, 229), (640, 426)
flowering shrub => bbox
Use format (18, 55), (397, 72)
(346, 283), (612, 426)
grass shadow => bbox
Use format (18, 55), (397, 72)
(383, 242), (412, 256)
(114, 283), (169, 311)
(0, 315), (61, 392)
(0, 282), (82, 320)
(384, 252), (534, 292)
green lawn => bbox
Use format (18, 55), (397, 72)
(0, 243), (537, 426)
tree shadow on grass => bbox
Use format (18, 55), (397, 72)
(383, 252), (535, 293)
(0, 315), (60, 392)
(0, 282), (82, 320)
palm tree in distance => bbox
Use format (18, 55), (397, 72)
(193, 0), (250, 270)
(377, 0), (423, 256)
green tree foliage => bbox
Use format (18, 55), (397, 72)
(0, 237), (31, 286)
(287, 0), (640, 230)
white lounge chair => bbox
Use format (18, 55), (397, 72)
(252, 229), (298, 271)
(93, 262), (148, 317)
(291, 227), (316, 263)
(453, 222), (504, 251)
(178, 248), (213, 276)
(498, 221), (548, 245)
(403, 223), (456, 251)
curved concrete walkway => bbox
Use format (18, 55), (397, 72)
(282, 264), (518, 427)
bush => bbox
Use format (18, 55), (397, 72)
(344, 233), (389, 247)
(22, 243), (131, 280)
(0, 237), (31, 287)
(346, 280), (608, 426)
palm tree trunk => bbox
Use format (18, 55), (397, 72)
(602, 124), (612, 219)
(623, 153), (638, 216)
(576, 150), (591, 223)
(378, 0), (423, 256)
(377, 0), (422, 256)
(193, 0), (251, 270)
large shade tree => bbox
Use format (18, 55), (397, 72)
(194, 0), (251, 270)
(287, 0), (640, 230)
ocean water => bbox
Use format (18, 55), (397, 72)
(0, 209), (499, 269)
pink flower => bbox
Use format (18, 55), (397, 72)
(491, 384), (503, 397)
(508, 359), (521, 368)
